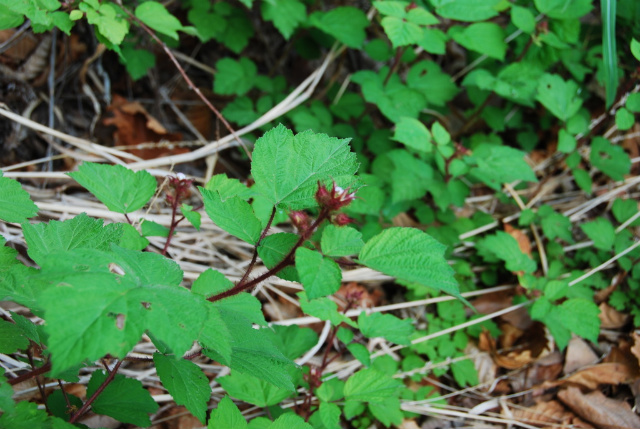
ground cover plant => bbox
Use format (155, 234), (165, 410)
(1, 0), (640, 428)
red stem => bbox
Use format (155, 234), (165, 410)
(69, 360), (124, 424)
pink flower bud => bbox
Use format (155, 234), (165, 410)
(289, 210), (311, 232)
(333, 213), (355, 226)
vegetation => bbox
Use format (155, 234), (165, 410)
(1, 0), (639, 428)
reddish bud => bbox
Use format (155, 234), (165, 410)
(289, 210), (311, 232)
(332, 213), (355, 226)
(166, 173), (194, 205)
(315, 181), (356, 211)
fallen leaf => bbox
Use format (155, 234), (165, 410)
(598, 302), (630, 329)
(563, 337), (598, 375)
(558, 385), (640, 429)
(631, 332), (640, 367)
(504, 224), (532, 257)
(545, 362), (633, 390)
(511, 399), (592, 428)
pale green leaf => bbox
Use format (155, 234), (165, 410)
(580, 218), (615, 251)
(218, 371), (292, 407)
(432, 0), (501, 22)
(559, 298), (601, 343)
(68, 162), (156, 214)
(299, 292), (356, 327)
(135, 1), (184, 40)
(154, 354), (210, 423)
(369, 397), (403, 427)
(321, 224), (364, 257)
(140, 219), (170, 237)
(271, 325), (318, 360)
(310, 7), (369, 48)
(380, 16), (424, 48)
(319, 402), (341, 429)
(467, 144), (538, 190)
(201, 188), (262, 245)
(208, 396), (247, 429)
(344, 368), (403, 402)
(88, 371), (159, 427)
(358, 312), (414, 345)
(632, 38), (640, 61)
(358, 228), (461, 299)
(535, 74), (583, 121)
(477, 231), (537, 273)
(406, 61), (458, 107)
(449, 22), (506, 60)
(295, 248), (342, 299)
(180, 204), (201, 230)
(511, 5), (536, 33)
(251, 124), (358, 210)
(204, 173), (254, 200)
(268, 413), (313, 429)
(534, 0), (593, 20)
(393, 117), (432, 152)
(590, 137), (631, 181)
(0, 175), (38, 223)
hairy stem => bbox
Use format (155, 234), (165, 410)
(69, 360), (124, 424)
(238, 207), (278, 286)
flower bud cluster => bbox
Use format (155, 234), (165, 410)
(165, 173), (193, 205)
(315, 181), (356, 211)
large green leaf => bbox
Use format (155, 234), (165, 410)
(534, 0), (593, 20)
(295, 247), (342, 299)
(68, 162), (157, 214)
(0, 175), (38, 223)
(201, 188), (263, 245)
(321, 224), (365, 257)
(154, 354), (210, 424)
(476, 231), (537, 274)
(358, 228), (461, 299)
(251, 125), (358, 210)
(208, 396), (247, 429)
(217, 371), (292, 407)
(344, 368), (403, 402)
(590, 137), (631, 181)
(357, 312), (414, 345)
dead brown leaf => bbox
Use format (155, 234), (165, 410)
(631, 332), (640, 367)
(563, 337), (598, 375)
(504, 224), (532, 257)
(511, 399), (592, 428)
(545, 363), (634, 390)
(558, 385), (640, 429)
(598, 302), (630, 329)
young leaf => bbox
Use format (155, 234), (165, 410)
(310, 7), (369, 48)
(535, 74), (583, 121)
(368, 397), (403, 427)
(580, 218), (615, 251)
(212, 293), (268, 327)
(0, 175), (38, 223)
(392, 117), (432, 152)
(261, 0), (306, 39)
(539, 205), (573, 242)
(257, 233), (299, 281)
(192, 268), (233, 297)
(68, 162), (157, 214)
(140, 219), (170, 237)
(357, 312), (414, 345)
(511, 5), (536, 33)
(321, 224), (364, 257)
(449, 23), (506, 60)
(180, 204), (201, 230)
(201, 188), (263, 245)
(358, 228), (461, 299)
(251, 124), (358, 210)
(344, 368), (403, 402)
(477, 231), (537, 274)
(154, 353), (210, 424)
(118, 223), (149, 251)
(204, 173), (255, 200)
(208, 396), (247, 429)
(271, 325), (319, 360)
(316, 377), (345, 402)
(87, 370), (159, 427)
(298, 292), (356, 327)
(218, 371), (292, 407)
(431, 0), (500, 22)
(319, 401), (341, 429)
(590, 137), (631, 181)
(295, 248), (342, 299)
(406, 61), (459, 107)
(559, 298), (601, 343)
(135, 1), (184, 40)
(534, 0), (593, 20)
(467, 144), (537, 190)
(214, 57), (257, 96)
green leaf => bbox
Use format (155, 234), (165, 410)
(0, 5), (24, 30)
(218, 371), (292, 407)
(0, 319), (29, 353)
(539, 205), (573, 242)
(535, 74), (583, 121)
(87, 370), (159, 427)
(558, 298), (601, 343)
(406, 61), (458, 107)
(534, 0), (593, 20)
(358, 312), (414, 345)
(68, 162), (156, 213)
(251, 125), (358, 210)
(135, 1), (184, 40)
(380, 15), (424, 48)
(154, 354), (210, 424)
(612, 199), (640, 227)
(449, 23), (506, 60)
(358, 228), (461, 299)
(431, 121), (451, 146)
(319, 402), (341, 429)
(120, 44), (155, 80)
(192, 268), (233, 298)
(269, 413), (313, 429)
(467, 144), (537, 190)
(344, 368), (403, 402)
(214, 57), (257, 96)
(431, 0), (501, 22)
(316, 377), (345, 402)
(204, 173), (254, 200)
(118, 223), (149, 251)
(22, 213), (122, 266)
(47, 389), (83, 422)
(321, 224), (364, 257)
(140, 219), (170, 237)
(11, 312), (42, 345)
(615, 108), (635, 130)
(451, 358), (479, 387)
(222, 97), (259, 126)
(39, 246), (206, 375)
(295, 248), (342, 299)
(257, 232), (299, 281)
(201, 188), (262, 245)
(601, 0), (617, 108)
(299, 292), (356, 327)
(261, 0), (306, 39)
(0, 175), (38, 223)
(271, 325), (318, 360)
(632, 38), (640, 62)
(557, 128), (577, 153)
(0, 401), (77, 429)
(82, 2), (129, 46)
(208, 396), (247, 429)
(590, 137), (631, 181)
(213, 293), (268, 327)
(348, 342), (371, 367)
(393, 117), (432, 152)
(477, 231), (537, 273)
(386, 150), (433, 203)
(310, 7), (369, 48)
(511, 5), (536, 33)
(580, 218), (615, 251)
(180, 204), (201, 230)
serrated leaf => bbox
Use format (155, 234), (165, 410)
(534, 0), (593, 20)
(321, 224), (364, 257)
(380, 16), (424, 48)
(590, 137), (631, 181)
(467, 144), (537, 189)
(511, 5), (536, 33)
(535, 74), (583, 121)
(87, 370), (159, 427)
(212, 293), (267, 327)
(299, 292), (356, 327)
(358, 228), (461, 299)
(269, 413), (313, 429)
(204, 173), (255, 200)
(257, 232), (299, 281)
(135, 1), (184, 40)
(295, 248), (341, 299)
(0, 175), (38, 223)
(369, 397), (403, 427)
(208, 396), (247, 429)
(251, 124), (358, 210)
(432, 0), (501, 22)
(180, 204), (201, 230)
(214, 57), (257, 96)
(68, 162), (156, 214)
(271, 325), (318, 360)
(316, 377), (345, 402)
(393, 117), (432, 152)
(154, 353), (210, 423)
(0, 319), (29, 353)
(222, 97), (259, 126)
(319, 402), (341, 429)
(261, 0), (306, 39)
(218, 371), (292, 407)
(406, 61), (458, 107)
(477, 231), (537, 274)
(358, 312), (414, 345)
(201, 188), (262, 245)
(140, 219), (170, 237)
(310, 7), (369, 48)
(22, 213), (122, 266)
(449, 22), (506, 60)
(559, 298), (601, 343)
(118, 223), (149, 250)
(539, 205), (573, 242)
(612, 199), (640, 227)
(39, 246), (206, 375)
(580, 218), (615, 251)
(192, 268), (233, 298)
(344, 368), (402, 402)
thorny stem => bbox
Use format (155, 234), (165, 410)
(238, 207), (277, 286)
(209, 208), (331, 302)
(69, 360), (124, 424)
(114, 0), (252, 160)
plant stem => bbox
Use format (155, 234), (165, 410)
(69, 360), (124, 424)
(238, 207), (277, 286)
(7, 361), (51, 386)
(161, 194), (180, 256)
